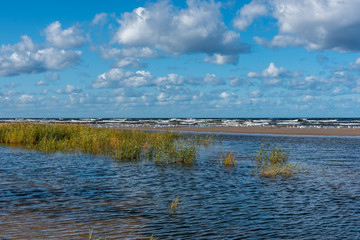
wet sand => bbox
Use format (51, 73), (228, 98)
(115, 126), (360, 136)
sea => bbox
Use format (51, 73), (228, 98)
(0, 118), (359, 239)
(1, 117), (360, 128)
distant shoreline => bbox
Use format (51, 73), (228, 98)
(2, 118), (360, 130)
(114, 126), (360, 136)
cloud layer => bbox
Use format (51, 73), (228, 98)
(2, 1), (360, 117)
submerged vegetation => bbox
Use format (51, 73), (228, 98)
(255, 142), (298, 177)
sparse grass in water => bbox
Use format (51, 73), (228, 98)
(255, 142), (298, 177)
(218, 151), (237, 166)
(169, 196), (179, 214)
(89, 230), (106, 240)
(190, 134), (216, 147)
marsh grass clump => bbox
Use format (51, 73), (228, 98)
(170, 140), (197, 165)
(0, 123), (200, 164)
(218, 151), (237, 166)
(255, 142), (298, 177)
(154, 139), (197, 165)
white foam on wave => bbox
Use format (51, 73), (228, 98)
(2, 118), (360, 129)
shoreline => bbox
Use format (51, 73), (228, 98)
(114, 126), (360, 136)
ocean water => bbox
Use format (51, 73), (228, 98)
(1, 117), (360, 128)
(0, 132), (359, 239)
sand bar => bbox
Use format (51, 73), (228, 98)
(115, 126), (360, 136)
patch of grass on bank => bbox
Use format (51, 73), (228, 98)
(255, 142), (299, 177)
(0, 123), (202, 164)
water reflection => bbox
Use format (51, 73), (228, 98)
(0, 134), (359, 239)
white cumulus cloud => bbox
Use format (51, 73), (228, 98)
(0, 36), (82, 77)
(92, 68), (154, 88)
(114, 0), (249, 64)
(350, 57), (360, 70)
(114, 57), (147, 68)
(92, 13), (108, 25)
(247, 62), (287, 78)
(288, 75), (327, 89)
(249, 90), (262, 98)
(56, 85), (83, 94)
(35, 80), (47, 86)
(100, 47), (158, 59)
(210, 91), (241, 107)
(236, 0), (360, 52)
(36, 48), (82, 70)
(99, 46), (157, 69)
(234, 0), (268, 31)
(154, 74), (185, 86)
(247, 62), (290, 86)
(18, 94), (36, 103)
(204, 54), (238, 65)
(203, 73), (225, 85)
(45, 21), (87, 49)
(229, 76), (245, 87)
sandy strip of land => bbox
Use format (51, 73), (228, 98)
(114, 126), (360, 136)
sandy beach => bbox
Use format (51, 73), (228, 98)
(115, 126), (360, 136)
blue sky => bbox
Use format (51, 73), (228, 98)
(1, 0), (360, 118)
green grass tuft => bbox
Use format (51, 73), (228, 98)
(255, 142), (298, 178)
(218, 151), (237, 166)
(154, 139), (197, 165)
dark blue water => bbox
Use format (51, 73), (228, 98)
(0, 133), (359, 239)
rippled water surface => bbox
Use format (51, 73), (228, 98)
(1, 133), (359, 239)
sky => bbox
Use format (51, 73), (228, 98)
(1, 0), (360, 118)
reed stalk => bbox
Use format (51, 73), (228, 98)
(89, 229), (106, 240)
(169, 196), (179, 214)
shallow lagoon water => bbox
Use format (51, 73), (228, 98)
(0, 133), (359, 239)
